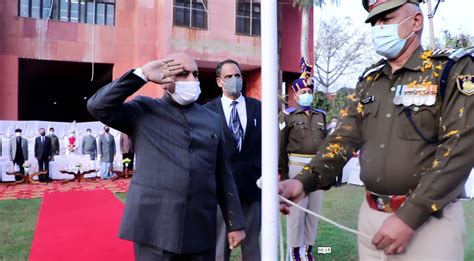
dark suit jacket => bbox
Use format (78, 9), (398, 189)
(205, 96), (262, 203)
(34, 136), (52, 160)
(87, 71), (245, 254)
(98, 134), (116, 162)
(48, 134), (60, 155)
(9, 137), (29, 161)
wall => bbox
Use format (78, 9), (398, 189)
(0, 0), (308, 120)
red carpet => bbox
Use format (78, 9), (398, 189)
(0, 179), (130, 200)
(29, 190), (134, 261)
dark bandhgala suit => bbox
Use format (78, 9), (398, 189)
(34, 135), (52, 181)
(87, 70), (245, 257)
(205, 96), (262, 260)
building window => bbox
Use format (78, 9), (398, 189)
(18, 0), (115, 26)
(173, 0), (208, 29)
(236, 0), (260, 36)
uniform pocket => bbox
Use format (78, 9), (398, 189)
(291, 121), (310, 138)
(362, 100), (380, 118)
(397, 105), (438, 141)
(361, 101), (380, 139)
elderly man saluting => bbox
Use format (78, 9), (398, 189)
(279, 0), (474, 260)
(87, 53), (246, 260)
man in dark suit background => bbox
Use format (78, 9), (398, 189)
(34, 128), (52, 182)
(48, 127), (60, 158)
(98, 126), (116, 179)
(9, 129), (29, 181)
(87, 53), (246, 260)
(119, 132), (134, 171)
(205, 59), (262, 261)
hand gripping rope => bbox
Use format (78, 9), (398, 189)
(256, 178), (386, 261)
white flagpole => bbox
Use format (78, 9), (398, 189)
(261, 1), (279, 260)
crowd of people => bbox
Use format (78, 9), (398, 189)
(0, 126), (135, 182)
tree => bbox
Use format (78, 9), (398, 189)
(442, 31), (473, 49)
(313, 16), (374, 93)
(313, 90), (331, 113)
(293, 0), (341, 61)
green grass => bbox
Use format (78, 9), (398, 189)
(0, 198), (41, 261)
(115, 192), (127, 202)
(1, 186), (473, 260)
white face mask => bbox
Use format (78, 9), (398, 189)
(371, 16), (414, 59)
(169, 81), (201, 105)
(222, 77), (243, 97)
(297, 93), (313, 107)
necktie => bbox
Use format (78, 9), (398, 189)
(41, 137), (44, 143)
(229, 101), (243, 151)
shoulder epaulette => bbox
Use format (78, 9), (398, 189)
(433, 47), (473, 100)
(358, 59), (386, 81)
(466, 47), (474, 59)
(313, 108), (327, 115)
(431, 48), (467, 62)
(282, 107), (296, 115)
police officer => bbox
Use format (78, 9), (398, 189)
(279, 58), (327, 261)
(279, 1), (474, 260)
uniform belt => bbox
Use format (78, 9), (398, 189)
(366, 191), (406, 213)
(288, 153), (315, 158)
(288, 153), (315, 166)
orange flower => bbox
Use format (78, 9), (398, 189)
(443, 130), (460, 138)
(420, 50), (433, 60)
(346, 93), (357, 102)
(357, 103), (364, 115)
(432, 159), (441, 168)
(443, 148), (451, 157)
(340, 108), (349, 118)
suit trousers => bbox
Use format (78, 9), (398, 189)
(13, 160), (25, 181)
(37, 158), (50, 181)
(215, 201), (261, 261)
(358, 199), (465, 261)
(100, 162), (112, 179)
(134, 242), (214, 261)
(286, 155), (323, 252)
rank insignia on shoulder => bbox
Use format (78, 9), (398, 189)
(361, 95), (375, 105)
(457, 75), (474, 96)
(431, 48), (467, 62)
(279, 122), (286, 130)
(359, 62), (385, 81)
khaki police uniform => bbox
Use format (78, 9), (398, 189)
(294, 44), (474, 260)
(279, 107), (327, 259)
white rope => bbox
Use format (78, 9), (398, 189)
(278, 195), (385, 261)
(257, 178), (384, 260)
(280, 196), (371, 239)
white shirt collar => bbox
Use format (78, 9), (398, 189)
(221, 93), (245, 108)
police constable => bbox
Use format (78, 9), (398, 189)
(279, 0), (474, 259)
(279, 58), (327, 261)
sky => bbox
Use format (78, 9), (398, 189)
(317, 0), (473, 91)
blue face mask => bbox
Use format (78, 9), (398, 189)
(297, 93), (313, 107)
(371, 16), (414, 59)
